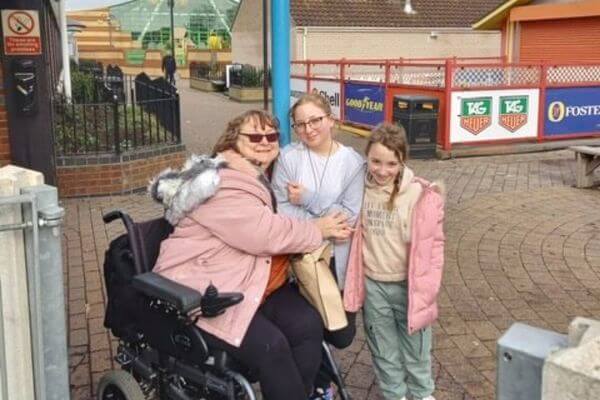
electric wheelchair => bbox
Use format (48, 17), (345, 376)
(97, 210), (351, 400)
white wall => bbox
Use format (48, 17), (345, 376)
(293, 28), (501, 61)
(231, 0), (272, 66)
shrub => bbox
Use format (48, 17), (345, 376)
(53, 99), (172, 155)
(229, 64), (270, 88)
(71, 69), (95, 103)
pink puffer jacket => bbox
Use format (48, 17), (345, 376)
(343, 177), (445, 335)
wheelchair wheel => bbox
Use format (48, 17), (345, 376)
(228, 371), (256, 400)
(97, 370), (146, 400)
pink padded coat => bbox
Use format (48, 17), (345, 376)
(343, 177), (445, 335)
(153, 168), (323, 347)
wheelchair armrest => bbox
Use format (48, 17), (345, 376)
(132, 272), (202, 314)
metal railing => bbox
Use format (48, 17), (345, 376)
(53, 71), (181, 156)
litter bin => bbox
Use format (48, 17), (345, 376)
(392, 95), (439, 159)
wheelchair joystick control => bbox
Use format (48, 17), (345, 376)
(204, 283), (218, 299)
(201, 283), (244, 318)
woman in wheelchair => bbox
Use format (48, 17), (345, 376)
(149, 110), (352, 400)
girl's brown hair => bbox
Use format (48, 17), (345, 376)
(366, 122), (409, 211)
(212, 109), (279, 155)
(289, 92), (332, 122)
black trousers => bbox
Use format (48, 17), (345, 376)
(165, 71), (175, 85)
(202, 283), (324, 400)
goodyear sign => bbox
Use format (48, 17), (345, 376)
(544, 87), (600, 136)
(344, 82), (385, 126)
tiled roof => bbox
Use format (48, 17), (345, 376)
(290, 0), (507, 28)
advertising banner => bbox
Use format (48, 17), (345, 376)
(544, 87), (600, 137)
(310, 80), (341, 119)
(450, 89), (539, 143)
(344, 83), (385, 126)
(291, 78), (307, 106)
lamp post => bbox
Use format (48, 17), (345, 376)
(106, 14), (113, 47)
(169, 0), (176, 57)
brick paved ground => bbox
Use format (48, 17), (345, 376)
(65, 82), (600, 399)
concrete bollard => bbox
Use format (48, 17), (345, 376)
(496, 323), (568, 400)
(542, 317), (600, 399)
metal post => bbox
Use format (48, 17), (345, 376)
(169, 0), (176, 57)
(113, 94), (121, 154)
(20, 185), (68, 400)
(262, 0), (269, 111)
(0, 281), (8, 400)
(271, 0), (291, 146)
(107, 15), (113, 47)
(59, 0), (72, 100)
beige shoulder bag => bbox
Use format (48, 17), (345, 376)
(291, 242), (348, 330)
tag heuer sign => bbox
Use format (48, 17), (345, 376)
(499, 96), (528, 132)
(460, 97), (492, 135)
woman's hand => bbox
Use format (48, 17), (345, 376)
(287, 182), (305, 205)
(219, 150), (259, 177)
(315, 212), (353, 241)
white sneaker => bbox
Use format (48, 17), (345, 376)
(417, 396), (436, 400)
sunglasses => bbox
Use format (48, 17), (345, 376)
(239, 132), (280, 143)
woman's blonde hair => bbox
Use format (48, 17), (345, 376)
(289, 92), (332, 122)
(212, 109), (279, 155)
(366, 122), (409, 211)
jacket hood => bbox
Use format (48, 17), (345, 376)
(149, 154), (226, 225)
(414, 176), (445, 198)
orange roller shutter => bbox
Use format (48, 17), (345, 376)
(519, 17), (600, 63)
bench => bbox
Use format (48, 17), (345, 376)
(570, 146), (600, 188)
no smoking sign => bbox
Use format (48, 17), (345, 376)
(1, 9), (42, 55)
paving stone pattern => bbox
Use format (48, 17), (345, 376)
(64, 148), (600, 400)
(64, 83), (600, 399)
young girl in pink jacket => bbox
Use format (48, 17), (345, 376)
(343, 123), (445, 400)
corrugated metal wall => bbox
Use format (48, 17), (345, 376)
(519, 16), (600, 63)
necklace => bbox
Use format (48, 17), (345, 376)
(306, 140), (336, 208)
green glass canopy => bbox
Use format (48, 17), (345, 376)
(109, 0), (239, 50)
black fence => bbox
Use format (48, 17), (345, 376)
(53, 69), (181, 156)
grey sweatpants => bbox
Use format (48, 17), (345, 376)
(363, 277), (434, 399)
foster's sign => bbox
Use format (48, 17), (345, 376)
(544, 87), (600, 137)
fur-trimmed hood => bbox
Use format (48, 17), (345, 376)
(149, 154), (226, 225)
